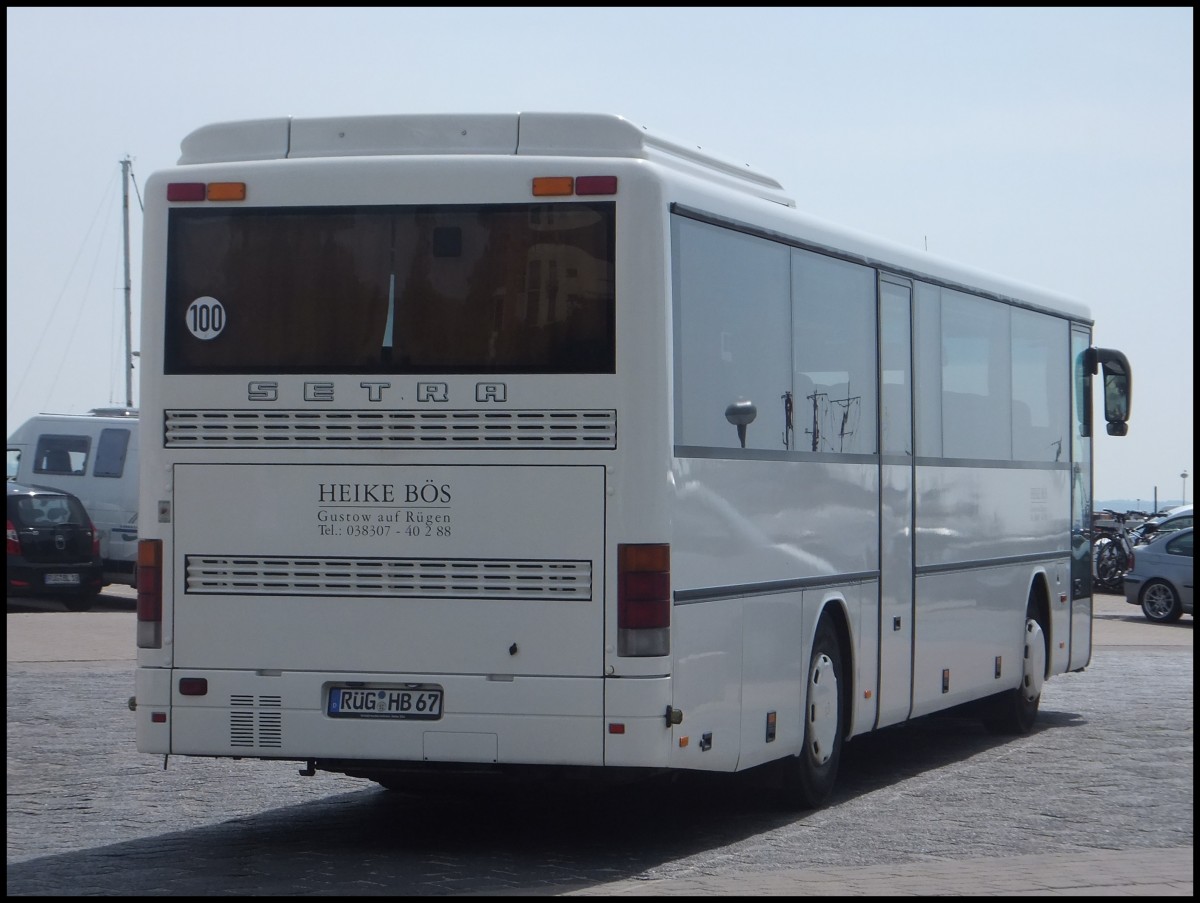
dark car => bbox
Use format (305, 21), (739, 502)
(6, 481), (104, 610)
(1124, 527), (1194, 623)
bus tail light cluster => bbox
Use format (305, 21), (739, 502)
(137, 539), (163, 649)
(617, 543), (670, 657)
(532, 175), (618, 197)
(167, 182), (246, 202)
(168, 176), (617, 203)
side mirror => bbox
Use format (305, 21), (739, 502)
(1087, 347), (1131, 435)
(725, 400), (757, 449)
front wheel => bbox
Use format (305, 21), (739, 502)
(778, 617), (845, 809)
(1140, 580), (1183, 623)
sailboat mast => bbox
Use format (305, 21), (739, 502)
(121, 156), (133, 408)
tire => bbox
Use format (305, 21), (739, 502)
(1091, 536), (1109, 578)
(982, 598), (1046, 735)
(1139, 579), (1183, 623)
(61, 586), (102, 613)
(779, 617), (845, 809)
(62, 596), (96, 613)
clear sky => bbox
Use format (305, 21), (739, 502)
(5, 7), (1193, 506)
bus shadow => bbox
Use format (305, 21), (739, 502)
(5, 711), (1084, 896)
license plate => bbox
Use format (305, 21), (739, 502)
(327, 685), (443, 720)
(45, 573), (81, 586)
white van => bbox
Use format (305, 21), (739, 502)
(7, 409), (138, 587)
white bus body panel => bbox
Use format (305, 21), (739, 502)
(157, 461), (619, 764)
(167, 670), (606, 765)
(911, 462), (1078, 718)
(666, 455), (882, 770)
(171, 463), (604, 675)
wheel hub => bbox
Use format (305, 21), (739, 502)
(807, 652), (839, 764)
(1022, 618), (1046, 702)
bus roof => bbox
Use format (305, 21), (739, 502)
(176, 112), (795, 206)
(172, 112), (1090, 322)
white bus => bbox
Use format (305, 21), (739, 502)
(8, 408), (139, 588)
(132, 113), (1131, 808)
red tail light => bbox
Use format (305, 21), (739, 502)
(6, 519), (20, 556)
(617, 543), (670, 657)
(137, 539), (163, 649)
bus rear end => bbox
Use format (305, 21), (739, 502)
(133, 114), (677, 784)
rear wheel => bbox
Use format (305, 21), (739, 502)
(1140, 580), (1183, 623)
(779, 617), (845, 809)
(62, 592), (99, 613)
(982, 597), (1046, 735)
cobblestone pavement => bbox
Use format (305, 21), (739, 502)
(6, 599), (1194, 895)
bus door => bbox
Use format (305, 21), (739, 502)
(876, 276), (915, 727)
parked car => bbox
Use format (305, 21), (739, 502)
(1133, 504), (1193, 545)
(1123, 527), (1193, 623)
(6, 481), (104, 610)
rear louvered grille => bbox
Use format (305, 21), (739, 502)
(186, 555), (592, 600)
(229, 695), (282, 748)
(165, 409), (616, 448)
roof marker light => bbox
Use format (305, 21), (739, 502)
(167, 182), (206, 202)
(532, 177), (573, 197)
(575, 175), (618, 196)
(207, 182), (246, 201)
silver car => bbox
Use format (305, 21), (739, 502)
(1133, 504), (1193, 544)
(1124, 527), (1193, 623)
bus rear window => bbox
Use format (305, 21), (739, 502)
(163, 203), (615, 375)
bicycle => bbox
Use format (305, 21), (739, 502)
(1093, 510), (1137, 593)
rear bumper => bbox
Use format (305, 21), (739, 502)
(6, 562), (104, 595)
(134, 667), (674, 768)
